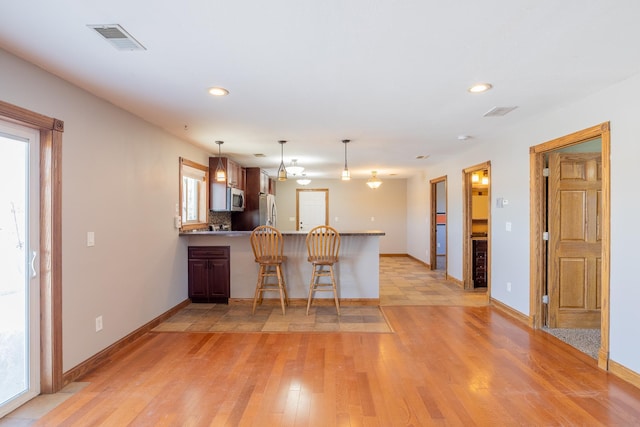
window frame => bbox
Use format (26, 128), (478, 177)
(179, 157), (209, 231)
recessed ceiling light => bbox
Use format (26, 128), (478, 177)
(415, 155), (430, 160)
(457, 135), (471, 141)
(468, 83), (493, 93)
(208, 87), (229, 96)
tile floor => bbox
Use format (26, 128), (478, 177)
(152, 304), (393, 333)
(379, 256), (488, 306)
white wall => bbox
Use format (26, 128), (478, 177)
(275, 178), (407, 254)
(407, 71), (640, 374)
(0, 49), (211, 371)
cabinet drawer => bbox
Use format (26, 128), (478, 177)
(188, 246), (230, 259)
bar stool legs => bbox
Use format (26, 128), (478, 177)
(250, 225), (289, 315)
(306, 262), (340, 315)
(252, 263), (288, 315)
(305, 225), (341, 315)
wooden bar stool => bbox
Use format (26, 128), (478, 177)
(250, 225), (289, 315)
(305, 225), (341, 315)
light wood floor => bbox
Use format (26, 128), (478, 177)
(7, 256), (640, 426)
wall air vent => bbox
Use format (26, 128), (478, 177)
(483, 106), (518, 117)
(87, 24), (146, 51)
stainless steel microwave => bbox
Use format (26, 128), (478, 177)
(228, 187), (245, 211)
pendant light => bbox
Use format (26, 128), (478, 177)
(341, 139), (351, 180)
(277, 140), (288, 181)
(366, 171), (382, 189)
(214, 141), (226, 182)
(288, 159), (304, 176)
(297, 173), (311, 186)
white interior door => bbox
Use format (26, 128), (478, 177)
(297, 190), (327, 231)
(0, 121), (40, 416)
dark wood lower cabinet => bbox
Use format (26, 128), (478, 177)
(188, 246), (230, 303)
(472, 239), (487, 288)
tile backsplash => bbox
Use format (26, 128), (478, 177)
(209, 211), (231, 230)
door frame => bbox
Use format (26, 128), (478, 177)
(462, 161), (491, 293)
(429, 176), (447, 271)
(529, 122), (610, 370)
(0, 100), (64, 393)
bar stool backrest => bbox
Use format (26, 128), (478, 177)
(250, 225), (284, 263)
(306, 225), (341, 262)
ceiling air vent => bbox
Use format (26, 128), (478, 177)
(483, 106), (518, 117)
(87, 24), (146, 51)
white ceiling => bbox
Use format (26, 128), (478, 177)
(1, 1), (639, 179)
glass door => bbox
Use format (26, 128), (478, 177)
(0, 121), (40, 417)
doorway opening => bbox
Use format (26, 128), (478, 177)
(530, 122), (610, 369)
(462, 162), (491, 296)
(429, 176), (447, 272)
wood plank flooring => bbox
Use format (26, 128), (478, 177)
(30, 306), (640, 426)
(8, 256), (640, 426)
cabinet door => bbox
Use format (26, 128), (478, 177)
(188, 259), (210, 299)
(208, 258), (230, 298)
(238, 167), (246, 191)
(268, 177), (276, 195)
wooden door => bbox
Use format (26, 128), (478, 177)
(548, 152), (601, 328)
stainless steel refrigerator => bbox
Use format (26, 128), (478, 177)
(258, 194), (277, 227)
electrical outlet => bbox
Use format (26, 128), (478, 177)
(95, 315), (103, 332)
(507, 282), (512, 292)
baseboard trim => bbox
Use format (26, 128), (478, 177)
(405, 254), (430, 269)
(490, 298), (529, 326)
(229, 298), (380, 307)
(62, 298), (191, 386)
(609, 359), (640, 389)
(446, 275), (464, 288)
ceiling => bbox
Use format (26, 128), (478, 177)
(1, 1), (639, 180)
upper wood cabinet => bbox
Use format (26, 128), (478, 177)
(268, 176), (276, 195)
(471, 194), (489, 219)
(209, 157), (245, 190)
(227, 159), (245, 190)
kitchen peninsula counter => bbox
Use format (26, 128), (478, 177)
(180, 230), (385, 303)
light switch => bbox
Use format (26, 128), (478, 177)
(505, 222), (512, 232)
(87, 231), (95, 247)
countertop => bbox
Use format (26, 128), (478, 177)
(180, 229), (386, 237)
